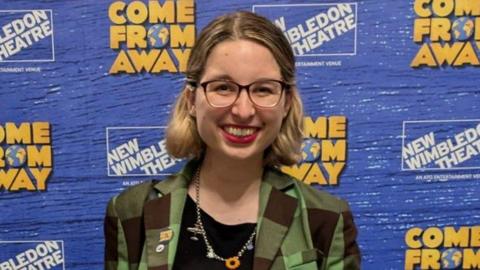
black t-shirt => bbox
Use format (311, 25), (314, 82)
(173, 196), (256, 270)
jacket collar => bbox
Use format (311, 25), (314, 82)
(143, 160), (298, 270)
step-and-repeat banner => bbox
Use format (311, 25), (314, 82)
(1, 0), (479, 269)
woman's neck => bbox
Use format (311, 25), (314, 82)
(187, 151), (263, 224)
(200, 151), (263, 200)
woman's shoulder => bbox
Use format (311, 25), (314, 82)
(271, 168), (350, 214)
(106, 180), (157, 220)
(296, 180), (349, 213)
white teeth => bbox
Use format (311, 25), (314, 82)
(224, 126), (256, 137)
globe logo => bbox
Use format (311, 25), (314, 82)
(5, 145), (27, 167)
(301, 138), (321, 162)
(148, 24), (170, 48)
(452, 17), (474, 41)
(441, 248), (462, 269)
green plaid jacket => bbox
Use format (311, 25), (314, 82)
(104, 161), (360, 270)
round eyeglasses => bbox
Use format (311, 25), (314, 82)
(187, 79), (291, 108)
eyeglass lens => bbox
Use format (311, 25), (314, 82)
(204, 80), (283, 107)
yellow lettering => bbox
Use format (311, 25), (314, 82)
(471, 226), (480, 247)
(27, 145), (52, 167)
(126, 25), (147, 48)
(463, 249), (480, 269)
(328, 116), (346, 138)
(444, 226), (469, 247)
(108, 1), (126, 24)
(304, 163), (328, 185)
(430, 18), (451, 41)
(406, 227), (423, 248)
(303, 117), (327, 138)
(0, 125), (5, 143)
(405, 249), (421, 270)
(0, 148), (4, 167)
(321, 140), (346, 161)
(170, 24), (195, 48)
(423, 227), (443, 248)
(6, 122), (31, 144)
(110, 26), (126, 49)
(455, 0), (480, 16)
(177, 0), (195, 23)
(30, 168), (52, 190)
(172, 48), (191, 72)
(110, 50), (135, 74)
(148, 0), (175, 23)
(126, 1), (148, 24)
(0, 169), (18, 190)
(453, 42), (480, 66)
(430, 42), (463, 65)
(432, 0), (453, 17)
(414, 0), (432, 17)
(128, 49), (160, 72)
(411, 44), (438, 67)
(414, 18), (431, 43)
(9, 168), (35, 191)
(420, 249), (440, 269)
(151, 49), (177, 72)
(476, 19), (480, 40)
(323, 162), (344, 185)
(32, 122), (50, 144)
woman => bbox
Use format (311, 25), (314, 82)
(105, 11), (360, 270)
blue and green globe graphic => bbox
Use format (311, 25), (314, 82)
(5, 145), (27, 167)
(441, 248), (462, 269)
(301, 138), (321, 162)
(148, 24), (170, 48)
(452, 17), (474, 41)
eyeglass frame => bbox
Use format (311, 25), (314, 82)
(186, 79), (292, 108)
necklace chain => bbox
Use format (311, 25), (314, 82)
(192, 167), (256, 266)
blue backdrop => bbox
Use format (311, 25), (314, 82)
(1, 0), (479, 269)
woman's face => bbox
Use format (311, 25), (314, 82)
(189, 39), (290, 163)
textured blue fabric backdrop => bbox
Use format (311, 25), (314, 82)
(1, 1), (479, 269)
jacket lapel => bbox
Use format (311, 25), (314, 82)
(253, 168), (298, 270)
(142, 162), (298, 270)
(143, 161), (197, 270)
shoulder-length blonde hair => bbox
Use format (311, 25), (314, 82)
(166, 11), (304, 167)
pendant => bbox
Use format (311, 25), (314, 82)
(225, 256), (240, 270)
(187, 223), (203, 241)
(207, 250), (215, 259)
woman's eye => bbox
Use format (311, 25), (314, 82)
(253, 87), (274, 95)
(258, 87), (273, 93)
(218, 84), (230, 91)
(213, 83), (233, 92)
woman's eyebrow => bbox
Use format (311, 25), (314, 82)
(203, 74), (234, 81)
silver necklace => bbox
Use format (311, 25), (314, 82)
(188, 167), (256, 270)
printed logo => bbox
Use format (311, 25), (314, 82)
(108, 1), (196, 74)
(405, 226), (480, 269)
(411, 0), (480, 67)
(0, 122), (53, 191)
(402, 120), (480, 171)
(253, 3), (357, 67)
(106, 126), (184, 178)
(0, 10), (54, 62)
(281, 116), (347, 185)
(0, 240), (65, 270)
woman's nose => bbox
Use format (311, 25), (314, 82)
(231, 90), (255, 119)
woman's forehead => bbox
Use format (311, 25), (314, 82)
(202, 39), (282, 82)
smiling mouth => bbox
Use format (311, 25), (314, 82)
(223, 126), (257, 137)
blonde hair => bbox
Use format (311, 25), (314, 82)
(166, 11), (304, 167)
